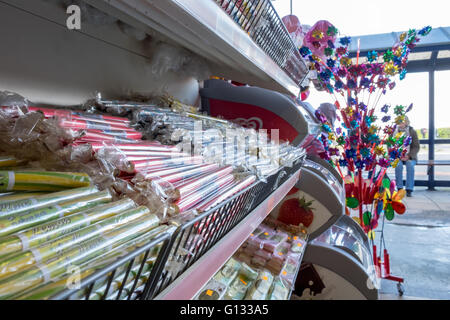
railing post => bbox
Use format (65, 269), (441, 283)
(428, 69), (436, 191)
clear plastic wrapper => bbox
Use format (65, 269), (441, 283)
(213, 257), (241, 287)
(195, 278), (227, 300)
(0, 186), (99, 218)
(170, 165), (232, 200)
(196, 175), (256, 212)
(279, 255), (300, 288)
(0, 171), (92, 193)
(0, 192), (48, 203)
(0, 111), (78, 162)
(28, 107), (131, 125)
(0, 190), (112, 237)
(0, 156), (26, 168)
(0, 208), (160, 299)
(0, 198), (136, 257)
(139, 164), (204, 180)
(13, 225), (171, 300)
(263, 230), (289, 252)
(0, 91), (29, 111)
(89, 141), (170, 149)
(0, 206), (157, 280)
(131, 156), (204, 173)
(290, 239), (306, 254)
(173, 174), (234, 213)
(59, 119), (132, 132)
(78, 131), (139, 144)
(84, 129), (142, 140)
(267, 276), (289, 300)
(244, 269), (274, 300)
(94, 146), (135, 174)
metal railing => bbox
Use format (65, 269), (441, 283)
(214, 0), (308, 87)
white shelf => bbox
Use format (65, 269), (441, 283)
(155, 167), (301, 300)
(85, 0), (301, 96)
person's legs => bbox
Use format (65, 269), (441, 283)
(406, 160), (416, 193)
(395, 160), (404, 189)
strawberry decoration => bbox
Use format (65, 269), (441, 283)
(287, 187), (299, 196)
(277, 196), (315, 227)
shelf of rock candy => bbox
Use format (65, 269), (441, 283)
(194, 217), (308, 300)
(0, 93), (305, 299)
(0, 169), (173, 300)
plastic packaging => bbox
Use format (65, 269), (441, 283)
(268, 276), (289, 300)
(0, 192), (48, 203)
(303, 20), (337, 61)
(173, 174), (234, 213)
(263, 230), (289, 252)
(0, 171), (92, 193)
(244, 269), (274, 300)
(0, 198), (136, 257)
(0, 190), (112, 238)
(0, 186), (99, 218)
(213, 257), (241, 287)
(0, 206), (157, 281)
(224, 263), (258, 300)
(0, 156), (26, 168)
(15, 224), (171, 300)
(196, 278), (227, 300)
(0, 209), (160, 299)
(196, 175), (256, 212)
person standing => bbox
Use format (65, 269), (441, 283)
(395, 116), (420, 197)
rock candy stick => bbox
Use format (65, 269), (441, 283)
(196, 175), (257, 212)
(0, 190), (112, 238)
(0, 156), (26, 168)
(174, 174), (235, 213)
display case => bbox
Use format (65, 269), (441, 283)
(0, 0), (309, 300)
(296, 215), (378, 300)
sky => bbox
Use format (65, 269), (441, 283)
(272, 0), (450, 130)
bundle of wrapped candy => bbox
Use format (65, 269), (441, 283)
(132, 105), (305, 179)
(195, 218), (307, 300)
(0, 174), (173, 300)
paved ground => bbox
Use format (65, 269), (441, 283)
(378, 187), (450, 300)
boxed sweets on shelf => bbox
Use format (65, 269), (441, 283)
(196, 217), (307, 300)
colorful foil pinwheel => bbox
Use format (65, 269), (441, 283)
(300, 23), (432, 237)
